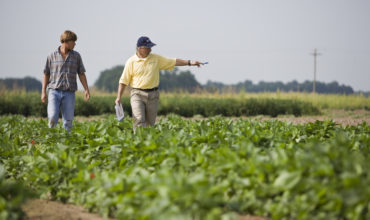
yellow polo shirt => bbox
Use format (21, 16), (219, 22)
(119, 53), (176, 89)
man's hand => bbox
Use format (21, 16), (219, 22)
(78, 73), (90, 101)
(115, 98), (121, 105)
(41, 74), (50, 104)
(175, 59), (205, 67)
(41, 92), (48, 103)
(84, 90), (90, 101)
(115, 83), (126, 105)
(191, 60), (203, 67)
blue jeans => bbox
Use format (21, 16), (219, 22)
(47, 89), (75, 132)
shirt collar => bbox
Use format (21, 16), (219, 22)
(57, 46), (74, 55)
(57, 46), (62, 55)
(134, 53), (152, 61)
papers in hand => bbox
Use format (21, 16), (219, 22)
(115, 103), (125, 121)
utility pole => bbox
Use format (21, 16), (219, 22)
(311, 48), (321, 93)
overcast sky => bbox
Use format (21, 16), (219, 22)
(0, 0), (369, 91)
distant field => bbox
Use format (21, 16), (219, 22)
(157, 91), (370, 110)
(0, 90), (369, 118)
(84, 89), (370, 110)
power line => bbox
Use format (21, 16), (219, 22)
(311, 48), (322, 93)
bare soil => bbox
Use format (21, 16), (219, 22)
(253, 109), (370, 126)
(22, 199), (113, 220)
(22, 199), (267, 220)
(185, 109), (369, 126)
(50, 109), (369, 126)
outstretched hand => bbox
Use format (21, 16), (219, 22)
(191, 61), (205, 67)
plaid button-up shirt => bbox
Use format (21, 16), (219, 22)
(44, 47), (86, 91)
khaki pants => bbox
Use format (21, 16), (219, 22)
(130, 88), (160, 132)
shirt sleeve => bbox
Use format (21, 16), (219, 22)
(43, 56), (50, 75)
(119, 59), (132, 85)
(77, 54), (86, 74)
(157, 54), (176, 70)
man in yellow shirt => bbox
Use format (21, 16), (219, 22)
(115, 36), (204, 131)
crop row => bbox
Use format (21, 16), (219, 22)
(1, 115), (369, 219)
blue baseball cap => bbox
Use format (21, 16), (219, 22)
(137, 36), (156, 48)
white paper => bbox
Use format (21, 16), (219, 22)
(115, 103), (125, 121)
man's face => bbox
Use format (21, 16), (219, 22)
(138, 46), (151, 57)
(65, 41), (76, 51)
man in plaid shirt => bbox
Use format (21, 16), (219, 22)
(41, 30), (90, 132)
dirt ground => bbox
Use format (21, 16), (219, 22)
(22, 199), (113, 220)
(22, 199), (267, 220)
(253, 109), (370, 126)
(160, 109), (369, 126)
(72, 109), (370, 126)
(21, 110), (368, 220)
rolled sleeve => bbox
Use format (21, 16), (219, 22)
(119, 60), (132, 85)
(44, 57), (51, 75)
(77, 54), (86, 74)
(157, 55), (176, 70)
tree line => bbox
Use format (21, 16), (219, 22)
(94, 65), (356, 94)
(0, 66), (362, 95)
(0, 77), (42, 92)
(94, 66), (200, 93)
(205, 79), (354, 94)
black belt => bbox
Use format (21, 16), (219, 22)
(133, 87), (158, 92)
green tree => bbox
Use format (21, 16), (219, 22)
(94, 65), (124, 92)
(204, 79), (355, 94)
(159, 68), (201, 92)
(0, 77), (42, 92)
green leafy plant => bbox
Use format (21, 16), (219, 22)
(0, 115), (369, 220)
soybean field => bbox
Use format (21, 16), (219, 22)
(1, 115), (369, 220)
